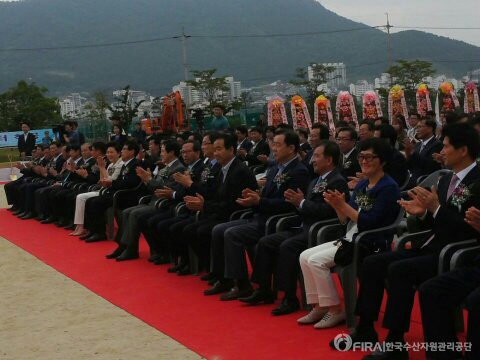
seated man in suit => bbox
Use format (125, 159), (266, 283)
(81, 140), (144, 243)
(237, 126), (270, 167)
(240, 141), (349, 315)
(235, 126), (253, 153)
(404, 117), (443, 185)
(301, 123), (335, 180)
(336, 127), (361, 181)
(105, 139), (186, 259)
(419, 206), (480, 360)
(177, 133), (258, 281)
(16, 142), (66, 220)
(209, 129), (310, 300)
(333, 122), (480, 359)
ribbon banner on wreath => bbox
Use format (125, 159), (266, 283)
(362, 91), (383, 120)
(336, 91), (358, 130)
(416, 84), (432, 118)
(464, 81), (480, 114)
(267, 96), (288, 127)
(388, 85), (409, 126)
(435, 82), (460, 122)
(314, 95), (335, 133)
(290, 95), (312, 130)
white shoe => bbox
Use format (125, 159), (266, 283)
(297, 307), (328, 325)
(314, 311), (345, 329)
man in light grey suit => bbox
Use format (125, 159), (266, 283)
(106, 140), (185, 261)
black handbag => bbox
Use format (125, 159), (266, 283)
(334, 238), (383, 266)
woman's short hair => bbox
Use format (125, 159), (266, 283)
(360, 137), (392, 165)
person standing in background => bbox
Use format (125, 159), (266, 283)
(18, 122), (36, 159)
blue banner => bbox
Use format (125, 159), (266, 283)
(0, 129), (54, 148)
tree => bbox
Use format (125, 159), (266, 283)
(289, 63), (334, 108)
(386, 60), (436, 99)
(186, 69), (229, 114)
(83, 91), (109, 120)
(239, 91), (253, 110)
(0, 80), (62, 131)
(108, 85), (144, 130)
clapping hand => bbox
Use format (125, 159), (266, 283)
(173, 171), (193, 188)
(49, 168), (57, 176)
(323, 189), (346, 209)
(155, 186), (174, 199)
(237, 149), (247, 158)
(136, 166), (152, 182)
(75, 168), (88, 178)
(465, 207), (480, 232)
(97, 156), (106, 168)
(412, 186), (439, 213)
(257, 177), (267, 188)
(348, 176), (359, 190)
(184, 194), (204, 211)
(100, 178), (113, 187)
(403, 137), (414, 157)
(398, 187), (430, 216)
(236, 188), (260, 207)
(284, 188), (304, 207)
(257, 154), (268, 164)
(432, 153), (445, 165)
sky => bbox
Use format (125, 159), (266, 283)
(318, 0), (480, 47)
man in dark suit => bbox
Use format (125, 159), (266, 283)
(297, 128), (312, 153)
(336, 127), (361, 181)
(237, 126), (270, 167)
(419, 206), (480, 360)
(374, 124), (408, 188)
(235, 126), (253, 153)
(16, 142), (66, 220)
(17, 122), (36, 158)
(182, 133), (258, 287)
(332, 122), (480, 360)
(81, 141), (143, 242)
(240, 141), (349, 315)
(302, 123), (330, 180)
(104, 139), (185, 257)
(404, 118), (443, 184)
(213, 129), (310, 300)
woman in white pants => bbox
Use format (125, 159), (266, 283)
(298, 138), (401, 329)
(70, 143), (123, 236)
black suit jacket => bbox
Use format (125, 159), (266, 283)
(238, 138), (253, 153)
(408, 137), (443, 182)
(17, 133), (36, 156)
(419, 165), (480, 254)
(255, 157), (310, 231)
(174, 160), (206, 202)
(300, 168), (349, 233)
(110, 158), (142, 191)
(80, 158), (101, 185)
(300, 142), (312, 153)
(245, 139), (270, 167)
(189, 161), (222, 200)
(302, 150), (315, 180)
(203, 158), (258, 222)
(385, 148), (408, 187)
(337, 148), (361, 181)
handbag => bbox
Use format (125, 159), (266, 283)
(334, 238), (383, 266)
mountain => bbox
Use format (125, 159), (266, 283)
(0, 0), (479, 96)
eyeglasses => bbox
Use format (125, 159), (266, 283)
(335, 137), (352, 142)
(357, 154), (379, 163)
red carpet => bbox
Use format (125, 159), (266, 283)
(0, 209), (466, 359)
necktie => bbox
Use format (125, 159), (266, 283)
(343, 155), (347, 166)
(419, 142), (425, 153)
(446, 174), (459, 200)
(422, 174), (459, 249)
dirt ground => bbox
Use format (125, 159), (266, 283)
(0, 186), (202, 360)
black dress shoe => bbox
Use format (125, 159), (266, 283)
(153, 255), (170, 265)
(85, 233), (108, 243)
(167, 262), (187, 273)
(55, 218), (69, 228)
(271, 296), (300, 316)
(207, 277), (219, 286)
(41, 217), (58, 224)
(200, 272), (216, 281)
(12, 209), (24, 216)
(220, 285), (254, 301)
(239, 289), (275, 305)
(204, 280), (235, 295)
(176, 266), (191, 276)
(35, 214), (47, 221)
(148, 254), (161, 262)
(79, 233), (92, 240)
(7, 206), (18, 212)
(16, 211), (28, 218)
(362, 348), (408, 360)
(115, 249), (139, 261)
(19, 212), (34, 220)
(106, 245), (126, 259)
(64, 223), (76, 231)
(330, 329), (379, 351)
